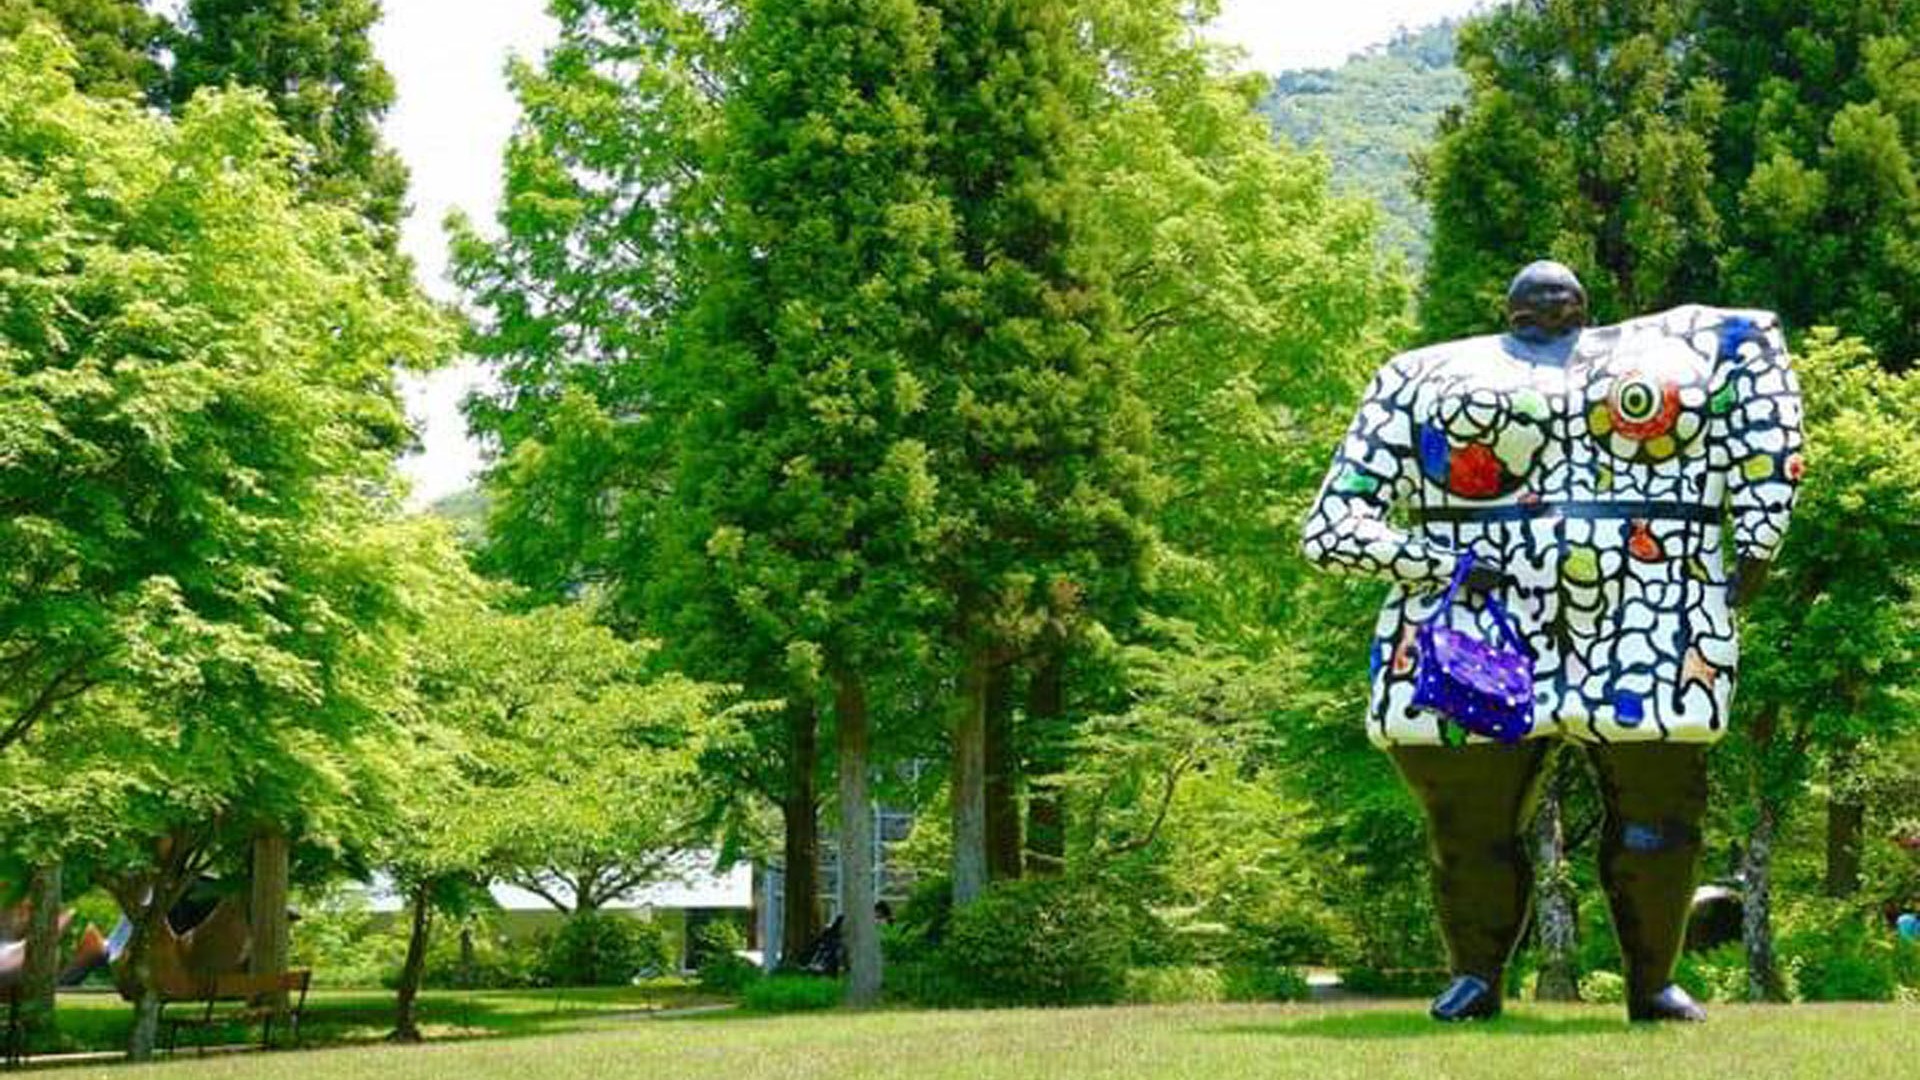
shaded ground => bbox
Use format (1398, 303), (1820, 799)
(25, 982), (720, 1058)
(36, 1001), (1920, 1080)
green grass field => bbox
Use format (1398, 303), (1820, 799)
(35, 1002), (1920, 1080)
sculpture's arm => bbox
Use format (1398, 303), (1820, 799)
(1716, 314), (1804, 604)
(1301, 360), (1464, 586)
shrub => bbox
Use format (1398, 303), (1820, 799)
(541, 912), (674, 987)
(1674, 943), (1749, 1004)
(1123, 966), (1226, 1005)
(1781, 902), (1898, 1002)
(424, 922), (542, 990)
(892, 877), (954, 957)
(742, 974), (843, 1013)
(1895, 939), (1920, 993)
(1223, 963), (1312, 1003)
(1578, 970), (1625, 1004)
(881, 958), (972, 1008)
(690, 917), (748, 971)
(292, 892), (406, 990)
(696, 920), (762, 996)
(940, 878), (1130, 1007)
(1336, 966), (1447, 998)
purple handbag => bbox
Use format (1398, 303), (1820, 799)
(1411, 554), (1536, 744)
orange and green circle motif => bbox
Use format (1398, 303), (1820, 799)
(1589, 371), (1703, 463)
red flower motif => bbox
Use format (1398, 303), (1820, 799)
(1448, 443), (1503, 498)
(1785, 454), (1806, 482)
(1629, 521), (1663, 563)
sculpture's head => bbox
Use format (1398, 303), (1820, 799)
(1506, 261), (1588, 342)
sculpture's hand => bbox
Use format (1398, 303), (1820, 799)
(1732, 557), (1773, 609)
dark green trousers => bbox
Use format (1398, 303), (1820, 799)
(1389, 740), (1710, 1001)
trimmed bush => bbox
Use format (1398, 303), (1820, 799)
(941, 878), (1130, 1006)
(1123, 966), (1226, 1005)
(1223, 963), (1312, 1002)
(743, 974), (844, 1012)
(1337, 966), (1448, 998)
(541, 912), (674, 987)
(881, 958), (972, 1008)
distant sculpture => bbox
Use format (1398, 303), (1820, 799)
(0, 893), (109, 992)
(1303, 262), (1804, 1022)
(1, 880), (279, 1002)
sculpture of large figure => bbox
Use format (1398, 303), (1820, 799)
(1302, 262), (1803, 1022)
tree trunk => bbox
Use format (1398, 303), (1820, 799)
(835, 672), (881, 1007)
(1024, 655), (1066, 876)
(458, 925), (476, 991)
(20, 862), (62, 1045)
(781, 701), (822, 967)
(1825, 749), (1864, 897)
(1743, 799), (1783, 1002)
(1531, 778), (1580, 1002)
(951, 647), (990, 906)
(984, 662), (1022, 882)
(124, 905), (164, 1062)
(249, 827), (291, 1009)
(392, 884), (433, 1042)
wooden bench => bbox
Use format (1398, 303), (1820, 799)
(161, 970), (310, 1054)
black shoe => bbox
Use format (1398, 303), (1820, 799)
(1430, 975), (1502, 1022)
(1628, 984), (1707, 1023)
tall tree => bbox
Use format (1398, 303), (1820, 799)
(1420, 0), (1721, 340)
(655, 0), (951, 1003)
(917, 0), (1161, 906)
(0, 26), (448, 760)
(1717, 332), (1920, 999)
(1424, 0), (1920, 367)
(1700, 0), (1920, 367)
(0, 0), (164, 99)
(168, 0), (410, 248)
(0, 30), (450, 1056)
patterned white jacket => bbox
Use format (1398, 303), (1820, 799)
(1303, 307), (1803, 748)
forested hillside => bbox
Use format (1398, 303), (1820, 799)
(1261, 21), (1465, 264)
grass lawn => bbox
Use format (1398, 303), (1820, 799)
(29, 981), (721, 1057)
(35, 1001), (1920, 1080)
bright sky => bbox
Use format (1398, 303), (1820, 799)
(381, 0), (1486, 506)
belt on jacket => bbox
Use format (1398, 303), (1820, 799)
(1410, 500), (1723, 526)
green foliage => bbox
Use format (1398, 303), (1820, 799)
(292, 893), (404, 989)
(1337, 966), (1449, 998)
(292, 899), (548, 992)
(940, 878), (1131, 1007)
(1424, 0), (1920, 365)
(1674, 944), (1754, 1004)
(1577, 969), (1626, 1005)
(0, 24), (451, 958)
(1262, 22), (1467, 264)
(168, 0), (409, 245)
(1421, 0), (1722, 337)
(1774, 900), (1919, 1003)
(0, 0), (162, 99)
(1717, 333), (1920, 848)
(540, 913), (674, 988)
(405, 598), (750, 914)
(1222, 963), (1312, 1003)
(741, 974), (844, 1013)
(1122, 965), (1226, 1005)
(696, 952), (761, 996)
